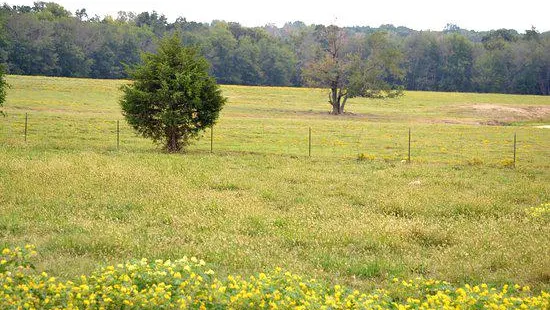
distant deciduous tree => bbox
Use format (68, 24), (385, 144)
(75, 8), (87, 21)
(404, 32), (442, 91)
(347, 31), (405, 99)
(303, 25), (404, 115)
(120, 34), (226, 152)
(516, 29), (550, 95)
(5, 13), (58, 75)
(439, 34), (474, 92)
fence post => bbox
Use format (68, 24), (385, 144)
(513, 132), (517, 168)
(210, 126), (213, 153)
(116, 120), (120, 150)
(408, 128), (411, 163)
(24, 113), (28, 142)
(308, 127), (312, 157)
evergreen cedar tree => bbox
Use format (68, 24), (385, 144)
(120, 34), (226, 152)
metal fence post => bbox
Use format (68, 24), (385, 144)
(408, 128), (411, 163)
(24, 113), (28, 142)
(117, 120), (120, 150)
(513, 132), (517, 168)
(308, 127), (312, 157)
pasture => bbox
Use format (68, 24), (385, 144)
(1, 75), (549, 293)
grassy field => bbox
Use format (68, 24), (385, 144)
(1, 75), (549, 293)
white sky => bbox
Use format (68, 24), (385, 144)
(7, 0), (550, 32)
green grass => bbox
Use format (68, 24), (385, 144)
(1, 75), (549, 292)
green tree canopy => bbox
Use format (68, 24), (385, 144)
(303, 26), (404, 115)
(120, 34), (226, 152)
(1, 3), (550, 96)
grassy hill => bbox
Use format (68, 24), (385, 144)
(0, 75), (549, 293)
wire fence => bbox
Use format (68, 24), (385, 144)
(2, 112), (549, 167)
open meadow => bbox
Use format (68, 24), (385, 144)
(1, 75), (550, 299)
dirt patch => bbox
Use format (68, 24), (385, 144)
(230, 108), (393, 121)
(436, 119), (479, 125)
(447, 104), (550, 125)
(285, 109), (376, 119)
(471, 104), (550, 120)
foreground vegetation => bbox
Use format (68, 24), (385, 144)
(2, 245), (548, 309)
(1, 76), (550, 301)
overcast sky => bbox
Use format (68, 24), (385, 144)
(7, 0), (550, 32)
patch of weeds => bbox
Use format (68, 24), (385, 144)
(211, 183), (241, 191)
(105, 203), (140, 222)
(204, 202), (226, 216)
(160, 216), (173, 225)
(284, 177), (302, 184)
(532, 269), (550, 284)
(293, 195), (309, 204)
(498, 159), (515, 168)
(409, 262), (429, 276)
(260, 190), (276, 201)
(465, 157), (483, 166)
(316, 253), (345, 271)
(283, 237), (309, 250)
(488, 254), (510, 272)
(347, 260), (383, 278)
(0, 216), (23, 236)
(451, 203), (491, 218)
(47, 235), (121, 257)
(242, 216), (268, 237)
(382, 155), (398, 163)
(451, 164), (464, 171)
(525, 202), (550, 222)
(52, 223), (87, 234)
(409, 227), (453, 248)
(380, 203), (416, 218)
(273, 218), (288, 229)
(349, 196), (366, 207)
(357, 153), (376, 161)
(358, 239), (382, 254)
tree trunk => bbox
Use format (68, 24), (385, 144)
(329, 87), (348, 115)
(330, 86), (340, 114)
(331, 102), (340, 115)
(166, 129), (180, 153)
(339, 94), (348, 114)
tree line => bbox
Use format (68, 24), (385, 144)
(1, 2), (549, 95)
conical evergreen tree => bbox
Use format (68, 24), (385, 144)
(120, 34), (226, 152)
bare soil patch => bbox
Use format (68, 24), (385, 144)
(471, 104), (550, 120)
(448, 104), (550, 125)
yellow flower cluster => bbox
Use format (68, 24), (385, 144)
(0, 244), (37, 273)
(1, 245), (549, 309)
(526, 202), (550, 219)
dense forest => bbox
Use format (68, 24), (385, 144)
(1, 2), (550, 95)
